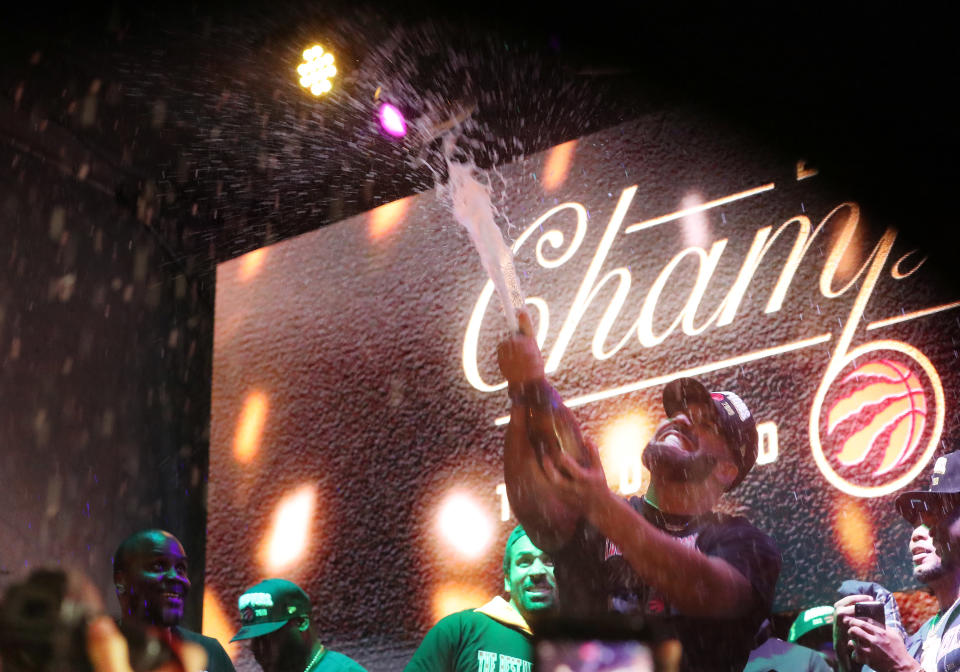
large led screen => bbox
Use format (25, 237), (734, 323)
(207, 111), (960, 670)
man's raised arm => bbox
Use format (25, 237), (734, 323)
(497, 310), (582, 552)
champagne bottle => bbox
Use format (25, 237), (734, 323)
(508, 378), (589, 469)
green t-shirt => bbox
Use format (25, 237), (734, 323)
(314, 648), (367, 672)
(405, 600), (533, 672)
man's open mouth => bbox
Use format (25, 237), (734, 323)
(524, 585), (553, 598)
(657, 429), (696, 452)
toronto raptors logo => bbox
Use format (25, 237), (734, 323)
(810, 340), (945, 497)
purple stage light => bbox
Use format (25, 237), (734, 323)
(379, 103), (407, 138)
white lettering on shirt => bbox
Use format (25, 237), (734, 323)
(477, 650), (497, 672)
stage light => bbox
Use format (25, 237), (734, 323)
(297, 45), (337, 96)
(679, 192), (712, 249)
(202, 587), (239, 661)
(437, 492), (493, 559)
(832, 494), (876, 573)
(262, 484), (316, 572)
(542, 140), (577, 192)
(432, 583), (490, 623)
(599, 413), (654, 495)
(234, 391), (268, 463)
(239, 248), (267, 282)
(369, 196), (412, 241)
(378, 103), (407, 138)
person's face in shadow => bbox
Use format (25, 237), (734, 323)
(249, 618), (311, 672)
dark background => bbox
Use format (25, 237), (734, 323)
(1, 0), (956, 653)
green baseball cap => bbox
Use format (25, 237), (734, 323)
(230, 579), (311, 642)
(788, 605), (834, 642)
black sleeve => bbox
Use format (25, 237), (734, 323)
(207, 638), (237, 672)
(699, 517), (782, 611)
(550, 518), (608, 618)
(199, 636), (236, 672)
(173, 629), (237, 672)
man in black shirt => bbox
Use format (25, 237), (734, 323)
(112, 529), (236, 672)
(497, 310), (781, 671)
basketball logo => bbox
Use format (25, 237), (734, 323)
(810, 340), (944, 497)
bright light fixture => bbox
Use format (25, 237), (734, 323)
(378, 103), (407, 137)
(262, 484), (316, 571)
(297, 45), (337, 96)
(437, 492), (493, 559)
(599, 413), (653, 495)
(234, 390), (268, 463)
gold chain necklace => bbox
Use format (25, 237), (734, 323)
(303, 645), (326, 672)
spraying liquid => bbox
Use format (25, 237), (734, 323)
(442, 135), (587, 466)
(443, 135), (524, 332)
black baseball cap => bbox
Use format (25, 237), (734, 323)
(662, 377), (759, 490)
(895, 452), (960, 525)
(230, 579), (311, 642)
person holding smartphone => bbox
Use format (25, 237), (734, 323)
(497, 310), (781, 672)
(834, 451), (960, 672)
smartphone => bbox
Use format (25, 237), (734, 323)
(854, 601), (886, 625)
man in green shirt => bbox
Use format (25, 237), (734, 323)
(405, 525), (558, 671)
(230, 579), (365, 672)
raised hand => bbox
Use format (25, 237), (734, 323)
(497, 309), (545, 387)
(845, 616), (918, 672)
(540, 436), (610, 517)
(834, 594), (872, 671)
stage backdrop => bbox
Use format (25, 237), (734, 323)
(206, 111), (960, 670)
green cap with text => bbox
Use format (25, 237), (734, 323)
(230, 578), (311, 642)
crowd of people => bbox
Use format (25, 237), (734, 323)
(2, 307), (958, 672)
(0, 529), (367, 672)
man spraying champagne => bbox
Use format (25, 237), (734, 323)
(496, 308), (781, 672)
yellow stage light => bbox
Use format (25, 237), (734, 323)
(599, 412), (655, 495)
(832, 494), (876, 573)
(369, 196), (412, 241)
(262, 484), (316, 572)
(297, 44), (337, 96)
(432, 583), (490, 623)
(238, 247), (267, 282)
(436, 492), (493, 559)
(234, 390), (268, 463)
(542, 140), (577, 192)
(202, 587), (240, 661)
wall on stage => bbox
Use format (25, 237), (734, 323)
(0, 97), (212, 624)
(208, 110), (960, 670)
